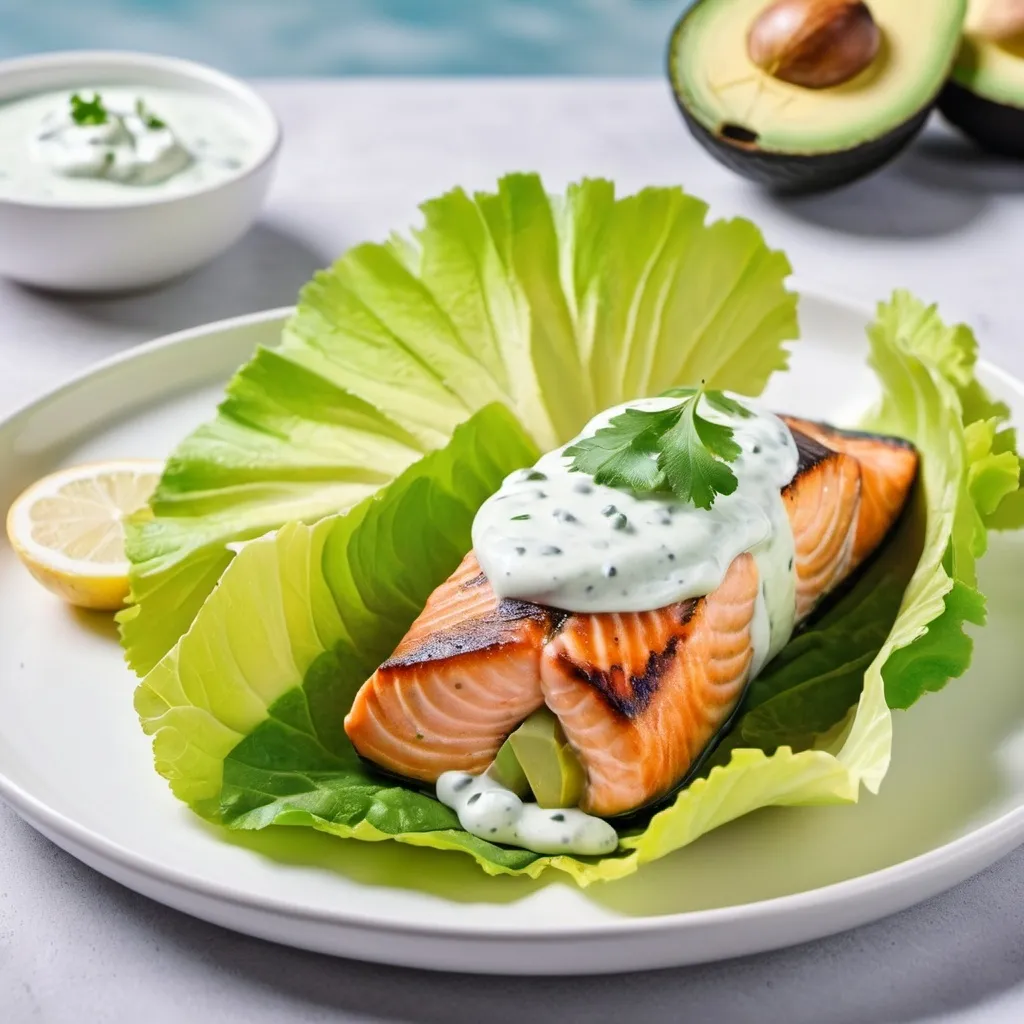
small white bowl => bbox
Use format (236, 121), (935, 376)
(0, 51), (281, 293)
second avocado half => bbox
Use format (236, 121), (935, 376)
(940, 0), (1024, 157)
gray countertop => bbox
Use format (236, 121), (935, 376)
(1, 79), (1023, 1023)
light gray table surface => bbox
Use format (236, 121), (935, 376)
(1, 79), (1023, 1024)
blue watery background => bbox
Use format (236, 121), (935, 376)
(0, 1), (696, 76)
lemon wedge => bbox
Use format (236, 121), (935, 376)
(6, 459), (163, 610)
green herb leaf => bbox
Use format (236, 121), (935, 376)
(703, 389), (756, 419)
(564, 387), (747, 509)
(564, 405), (671, 494)
(660, 394), (742, 509)
(69, 92), (108, 126)
(135, 98), (166, 130)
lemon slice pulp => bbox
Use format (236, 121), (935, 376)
(6, 459), (163, 610)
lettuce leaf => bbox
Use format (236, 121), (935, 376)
(134, 404), (538, 816)
(615, 292), (1021, 875)
(119, 348), (429, 678)
(135, 289), (1021, 885)
(122, 174), (797, 676)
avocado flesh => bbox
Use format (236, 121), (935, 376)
(951, 0), (1024, 108)
(488, 735), (531, 797)
(491, 708), (586, 809)
(669, 0), (966, 156)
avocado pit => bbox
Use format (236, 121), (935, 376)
(747, 0), (882, 89)
(972, 0), (1024, 41)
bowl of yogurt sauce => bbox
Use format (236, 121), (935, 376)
(0, 50), (281, 292)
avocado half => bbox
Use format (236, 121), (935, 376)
(668, 0), (968, 194)
(940, 0), (1024, 156)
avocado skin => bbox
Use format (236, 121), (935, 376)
(673, 101), (931, 195)
(939, 80), (1024, 158)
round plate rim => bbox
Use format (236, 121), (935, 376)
(1, 286), (1022, 946)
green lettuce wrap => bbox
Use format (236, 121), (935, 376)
(133, 286), (1022, 885)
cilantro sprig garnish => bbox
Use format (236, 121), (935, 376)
(69, 92), (108, 126)
(564, 386), (754, 510)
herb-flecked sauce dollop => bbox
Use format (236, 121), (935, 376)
(0, 87), (260, 203)
(473, 394), (800, 672)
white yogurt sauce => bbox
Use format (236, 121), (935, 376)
(437, 771), (619, 857)
(473, 394), (800, 671)
(0, 87), (259, 203)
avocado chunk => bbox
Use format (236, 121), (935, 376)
(668, 0), (967, 193)
(940, 0), (1024, 157)
(490, 708), (586, 809)
(488, 733), (531, 797)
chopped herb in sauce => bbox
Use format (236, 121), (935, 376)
(134, 98), (166, 130)
(70, 92), (108, 126)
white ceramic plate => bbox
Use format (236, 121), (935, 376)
(1, 290), (1022, 976)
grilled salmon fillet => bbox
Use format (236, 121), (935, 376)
(542, 554), (760, 815)
(782, 417), (920, 567)
(345, 420), (918, 816)
(344, 553), (550, 782)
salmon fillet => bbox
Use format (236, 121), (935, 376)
(344, 421), (918, 816)
(784, 426), (862, 621)
(541, 554), (759, 815)
(782, 417), (920, 566)
(344, 552), (549, 783)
